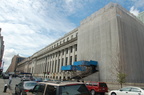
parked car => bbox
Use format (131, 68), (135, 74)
(43, 78), (51, 82)
(109, 86), (144, 95)
(32, 77), (43, 82)
(27, 81), (91, 95)
(2, 73), (9, 79)
(15, 81), (37, 95)
(21, 75), (33, 81)
(18, 75), (24, 78)
(85, 81), (108, 95)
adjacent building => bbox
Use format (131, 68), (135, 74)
(0, 28), (4, 74)
(138, 11), (144, 23)
(6, 55), (26, 74)
(15, 3), (144, 83)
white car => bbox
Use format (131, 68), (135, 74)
(109, 86), (144, 95)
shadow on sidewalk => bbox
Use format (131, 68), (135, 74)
(7, 85), (12, 90)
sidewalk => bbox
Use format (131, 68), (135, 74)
(0, 78), (12, 95)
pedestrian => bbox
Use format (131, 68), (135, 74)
(9, 75), (12, 85)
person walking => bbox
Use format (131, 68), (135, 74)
(8, 75), (12, 85)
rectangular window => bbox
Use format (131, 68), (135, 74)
(58, 59), (60, 72)
(62, 50), (64, 55)
(70, 56), (72, 65)
(75, 55), (77, 61)
(70, 46), (73, 53)
(66, 48), (68, 54)
(65, 57), (68, 65)
(45, 85), (56, 95)
(59, 84), (90, 95)
(33, 84), (46, 95)
(55, 60), (57, 72)
(75, 44), (77, 51)
(59, 51), (61, 56)
(62, 58), (64, 66)
(52, 61), (54, 73)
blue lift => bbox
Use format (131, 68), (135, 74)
(61, 60), (98, 71)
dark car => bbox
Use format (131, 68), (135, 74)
(15, 81), (37, 95)
(2, 73), (9, 79)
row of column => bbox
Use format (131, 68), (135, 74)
(34, 44), (77, 75)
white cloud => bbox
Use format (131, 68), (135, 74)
(0, 0), (77, 72)
(130, 6), (140, 16)
(133, 0), (144, 8)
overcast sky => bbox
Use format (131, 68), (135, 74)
(0, 0), (144, 72)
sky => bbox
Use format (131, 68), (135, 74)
(0, 0), (144, 72)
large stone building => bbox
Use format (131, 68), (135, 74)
(15, 3), (144, 83)
(0, 28), (4, 74)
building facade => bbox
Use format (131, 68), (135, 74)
(16, 3), (144, 83)
(0, 28), (4, 74)
(17, 28), (78, 80)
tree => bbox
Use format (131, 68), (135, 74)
(117, 72), (126, 88)
(110, 44), (127, 88)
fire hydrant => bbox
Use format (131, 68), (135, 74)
(3, 84), (7, 93)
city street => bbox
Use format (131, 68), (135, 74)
(3, 77), (21, 95)
(1, 77), (109, 95)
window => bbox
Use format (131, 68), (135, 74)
(131, 88), (141, 92)
(25, 83), (37, 87)
(47, 62), (49, 72)
(61, 58), (64, 66)
(65, 57), (68, 65)
(66, 48), (68, 54)
(93, 83), (98, 86)
(99, 83), (107, 87)
(58, 59), (60, 72)
(59, 84), (90, 95)
(54, 60), (57, 72)
(76, 33), (78, 37)
(45, 85), (56, 95)
(75, 44), (77, 51)
(70, 56), (72, 65)
(52, 61), (54, 73)
(71, 35), (73, 39)
(62, 50), (64, 55)
(33, 84), (45, 95)
(67, 37), (69, 41)
(120, 87), (131, 91)
(18, 82), (23, 87)
(75, 55), (77, 61)
(70, 46), (73, 53)
(59, 51), (61, 56)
